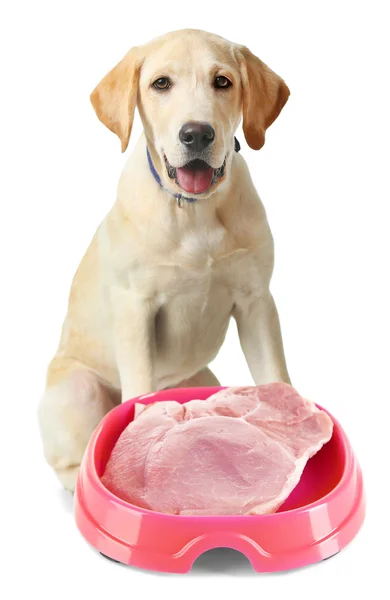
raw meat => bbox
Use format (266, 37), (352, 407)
(101, 383), (333, 515)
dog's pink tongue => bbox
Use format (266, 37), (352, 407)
(176, 166), (214, 194)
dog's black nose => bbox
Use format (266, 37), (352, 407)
(179, 121), (215, 151)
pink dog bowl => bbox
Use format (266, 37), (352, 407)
(74, 387), (365, 573)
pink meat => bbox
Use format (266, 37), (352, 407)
(101, 383), (333, 515)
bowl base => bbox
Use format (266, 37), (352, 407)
(98, 548), (341, 569)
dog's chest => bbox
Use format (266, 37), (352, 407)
(174, 224), (247, 268)
(114, 220), (269, 378)
(127, 223), (252, 300)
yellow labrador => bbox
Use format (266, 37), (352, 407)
(38, 29), (291, 491)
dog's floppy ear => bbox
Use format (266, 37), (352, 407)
(90, 47), (141, 152)
(236, 46), (290, 150)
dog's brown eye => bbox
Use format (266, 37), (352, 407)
(153, 77), (171, 90)
(214, 76), (232, 89)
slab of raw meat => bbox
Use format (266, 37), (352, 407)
(101, 384), (333, 515)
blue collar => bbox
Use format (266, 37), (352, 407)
(146, 137), (241, 208)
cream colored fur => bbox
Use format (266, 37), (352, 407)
(38, 29), (291, 491)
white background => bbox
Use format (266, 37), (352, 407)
(1, 0), (389, 598)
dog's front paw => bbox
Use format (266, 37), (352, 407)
(55, 465), (80, 493)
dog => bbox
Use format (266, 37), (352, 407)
(38, 29), (291, 492)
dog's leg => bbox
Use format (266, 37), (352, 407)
(173, 367), (221, 388)
(233, 291), (291, 385)
(111, 286), (157, 401)
(38, 366), (120, 491)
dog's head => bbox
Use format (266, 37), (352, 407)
(91, 30), (289, 198)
